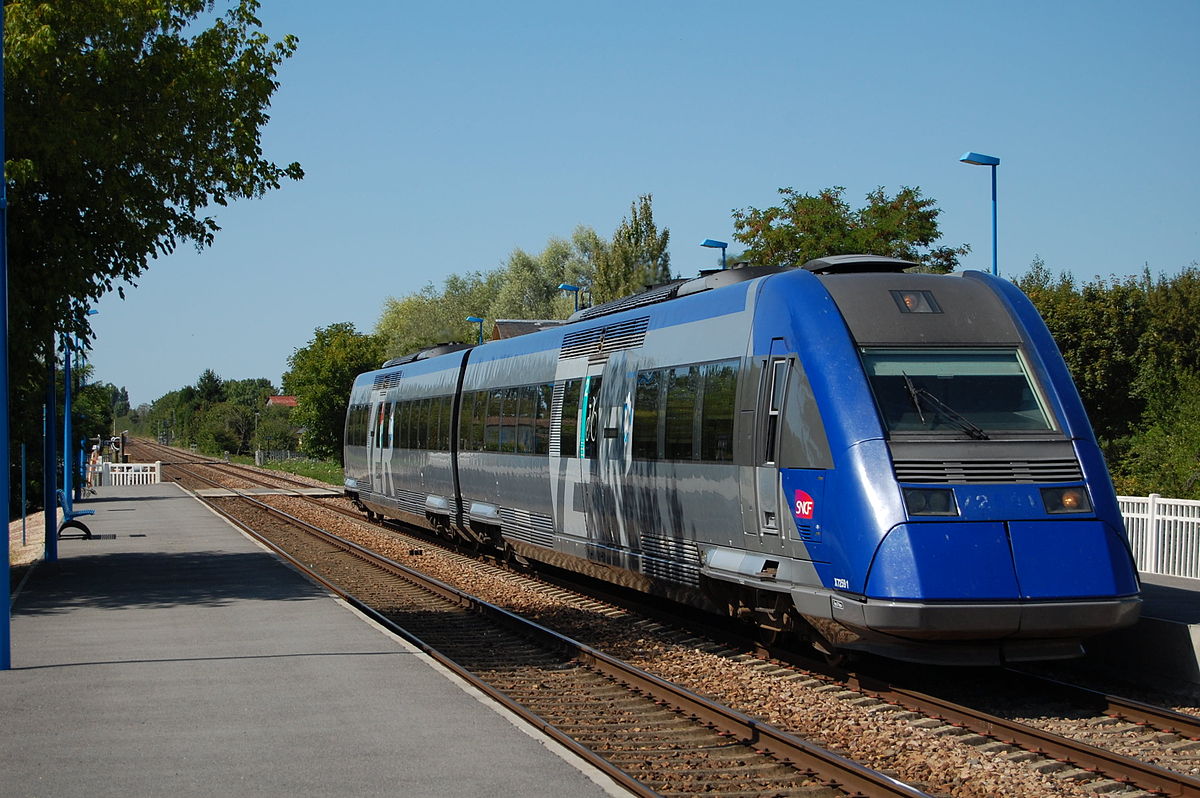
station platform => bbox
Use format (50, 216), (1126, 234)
(1084, 571), (1200, 685)
(2, 483), (622, 798)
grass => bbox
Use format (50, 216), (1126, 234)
(228, 453), (344, 486)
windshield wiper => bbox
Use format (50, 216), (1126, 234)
(902, 373), (989, 440)
(902, 372), (927, 425)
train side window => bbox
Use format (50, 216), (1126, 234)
(498, 387), (516, 453)
(534, 383), (552, 455)
(431, 396), (445, 451)
(398, 400), (409, 449)
(439, 396), (454, 451)
(458, 392), (473, 451)
(665, 366), (699, 460)
(559, 379), (581, 458)
(443, 395), (454, 450)
(510, 386), (529, 453)
(484, 388), (505, 452)
(701, 360), (738, 462)
(633, 369), (663, 460)
(472, 391), (487, 451)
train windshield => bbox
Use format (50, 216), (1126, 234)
(861, 348), (1052, 435)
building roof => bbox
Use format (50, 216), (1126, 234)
(265, 395), (298, 408)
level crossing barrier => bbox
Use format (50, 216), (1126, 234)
(1120, 494), (1200, 579)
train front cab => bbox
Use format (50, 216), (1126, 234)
(760, 262), (1141, 663)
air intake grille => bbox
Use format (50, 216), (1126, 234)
(372, 372), (401, 391)
(893, 458), (1084, 484)
(560, 317), (650, 361)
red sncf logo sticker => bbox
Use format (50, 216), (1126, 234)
(793, 490), (814, 519)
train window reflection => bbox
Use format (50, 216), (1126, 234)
(633, 358), (739, 463)
(862, 348), (1052, 433)
(560, 379), (582, 458)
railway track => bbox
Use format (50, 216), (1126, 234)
(166, 458), (930, 797)
(130, 440), (1200, 796)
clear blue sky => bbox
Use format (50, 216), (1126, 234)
(87, 0), (1200, 407)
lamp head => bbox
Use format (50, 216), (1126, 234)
(960, 152), (1000, 167)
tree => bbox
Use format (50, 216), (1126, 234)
(731, 186), (968, 272)
(4, 0), (302, 493)
(593, 194), (671, 302)
(224, 377), (277, 410)
(1015, 258), (1149, 445)
(282, 323), (385, 460)
(194, 369), (226, 407)
(489, 227), (604, 320)
(374, 270), (507, 360)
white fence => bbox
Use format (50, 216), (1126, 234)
(89, 461), (162, 487)
(1120, 494), (1200, 579)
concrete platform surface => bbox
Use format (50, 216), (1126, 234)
(2, 484), (621, 798)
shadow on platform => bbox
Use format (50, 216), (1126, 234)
(14, 550), (328, 615)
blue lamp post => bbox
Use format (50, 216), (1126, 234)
(960, 152), (1000, 276)
(557, 283), (580, 312)
(701, 239), (728, 269)
(466, 316), (484, 345)
(60, 327), (96, 539)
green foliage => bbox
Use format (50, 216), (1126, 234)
(593, 194), (671, 303)
(4, 0), (301, 506)
(731, 186), (969, 272)
(1015, 258), (1149, 443)
(256, 405), (298, 452)
(282, 323), (385, 460)
(1120, 370), (1200, 497)
(375, 270), (507, 359)
(127, 369), (278, 453)
(374, 225), (606, 359)
(196, 401), (254, 454)
(1018, 259), (1200, 498)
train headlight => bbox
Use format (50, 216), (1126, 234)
(903, 488), (959, 516)
(1041, 487), (1092, 514)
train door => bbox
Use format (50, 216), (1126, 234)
(367, 396), (392, 498)
(556, 362), (605, 542)
(750, 339), (789, 539)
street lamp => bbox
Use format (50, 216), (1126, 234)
(466, 316), (485, 345)
(701, 239), (728, 269)
(959, 152), (1000, 276)
(557, 283), (581, 312)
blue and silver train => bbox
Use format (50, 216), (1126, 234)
(344, 255), (1140, 664)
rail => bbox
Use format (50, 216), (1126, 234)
(1120, 493), (1200, 579)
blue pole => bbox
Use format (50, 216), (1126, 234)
(63, 341), (74, 516)
(44, 339), (58, 563)
(990, 164), (998, 277)
(2, 0), (13, 671)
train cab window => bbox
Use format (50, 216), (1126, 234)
(862, 348), (1053, 434)
(559, 379), (582, 457)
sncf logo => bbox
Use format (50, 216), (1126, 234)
(793, 489), (814, 520)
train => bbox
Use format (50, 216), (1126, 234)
(343, 255), (1141, 664)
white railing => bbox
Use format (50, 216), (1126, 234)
(1120, 494), (1200, 579)
(90, 461), (162, 487)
